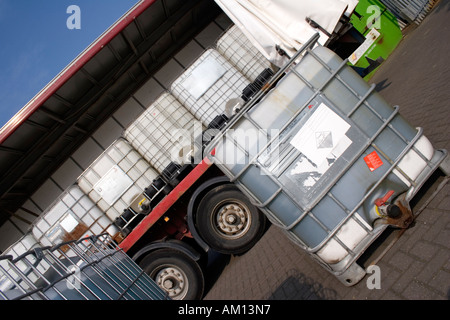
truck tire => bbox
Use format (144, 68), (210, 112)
(196, 184), (266, 254)
(139, 249), (204, 300)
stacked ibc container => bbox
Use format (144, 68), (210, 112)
(24, 24), (275, 248)
(115, 26), (274, 237)
(78, 27), (272, 238)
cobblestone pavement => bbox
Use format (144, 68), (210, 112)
(203, 0), (450, 300)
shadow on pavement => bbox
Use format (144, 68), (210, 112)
(268, 270), (338, 300)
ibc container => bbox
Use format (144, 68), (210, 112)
(216, 25), (272, 82)
(31, 185), (119, 250)
(0, 234), (39, 294)
(0, 234), (168, 300)
(124, 92), (204, 173)
(171, 49), (250, 127)
(77, 138), (159, 222)
(207, 36), (448, 285)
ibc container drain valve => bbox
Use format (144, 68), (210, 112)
(374, 191), (413, 228)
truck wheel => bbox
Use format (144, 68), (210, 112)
(196, 184), (266, 254)
(139, 249), (204, 300)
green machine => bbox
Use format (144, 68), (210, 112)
(348, 0), (403, 80)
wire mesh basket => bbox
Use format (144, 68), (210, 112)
(0, 234), (168, 300)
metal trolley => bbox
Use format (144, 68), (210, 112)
(206, 33), (449, 285)
(0, 234), (168, 300)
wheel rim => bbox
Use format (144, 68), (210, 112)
(152, 265), (189, 300)
(213, 199), (251, 240)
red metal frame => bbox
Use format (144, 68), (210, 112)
(119, 157), (213, 252)
(0, 0), (157, 144)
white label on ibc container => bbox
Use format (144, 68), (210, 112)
(93, 165), (133, 206)
(348, 28), (381, 65)
(180, 56), (227, 100)
(60, 213), (78, 233)
(290, 103), (351, 178)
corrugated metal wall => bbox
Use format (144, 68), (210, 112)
(380, 0), (437, 25)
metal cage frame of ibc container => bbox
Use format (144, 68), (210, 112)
(170, 48), (251, 128)
(216, 25), (273, 83)
(0, 234), (168, 300)
(123, 92), (203, 175)
(205, 33), (449, 286)
(76, 138), (161, 236)
(31, 185), (119, 248)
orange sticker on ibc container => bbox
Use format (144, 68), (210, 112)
(364, 151), (383, 172)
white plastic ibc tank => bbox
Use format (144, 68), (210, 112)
(207, 44), (444, 280)
(171, 48), (250, 127)
(31, 185), (119, 249)
(77, 138), (159, 221)
(0, 234), (40, 295)
(124, 92), (204, 173)
(216, 25), (272, 82)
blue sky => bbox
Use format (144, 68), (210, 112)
(0, 0), (138, 128)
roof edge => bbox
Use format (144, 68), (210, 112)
(0, 0), (157, 144)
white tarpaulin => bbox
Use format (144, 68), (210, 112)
(215, 0), (359, 67)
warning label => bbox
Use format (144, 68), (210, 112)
(364, 151), (384, 172)
(289, 103), (352, 189)
(315, 131), (333, 149)
(290, 103), (351, 168)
